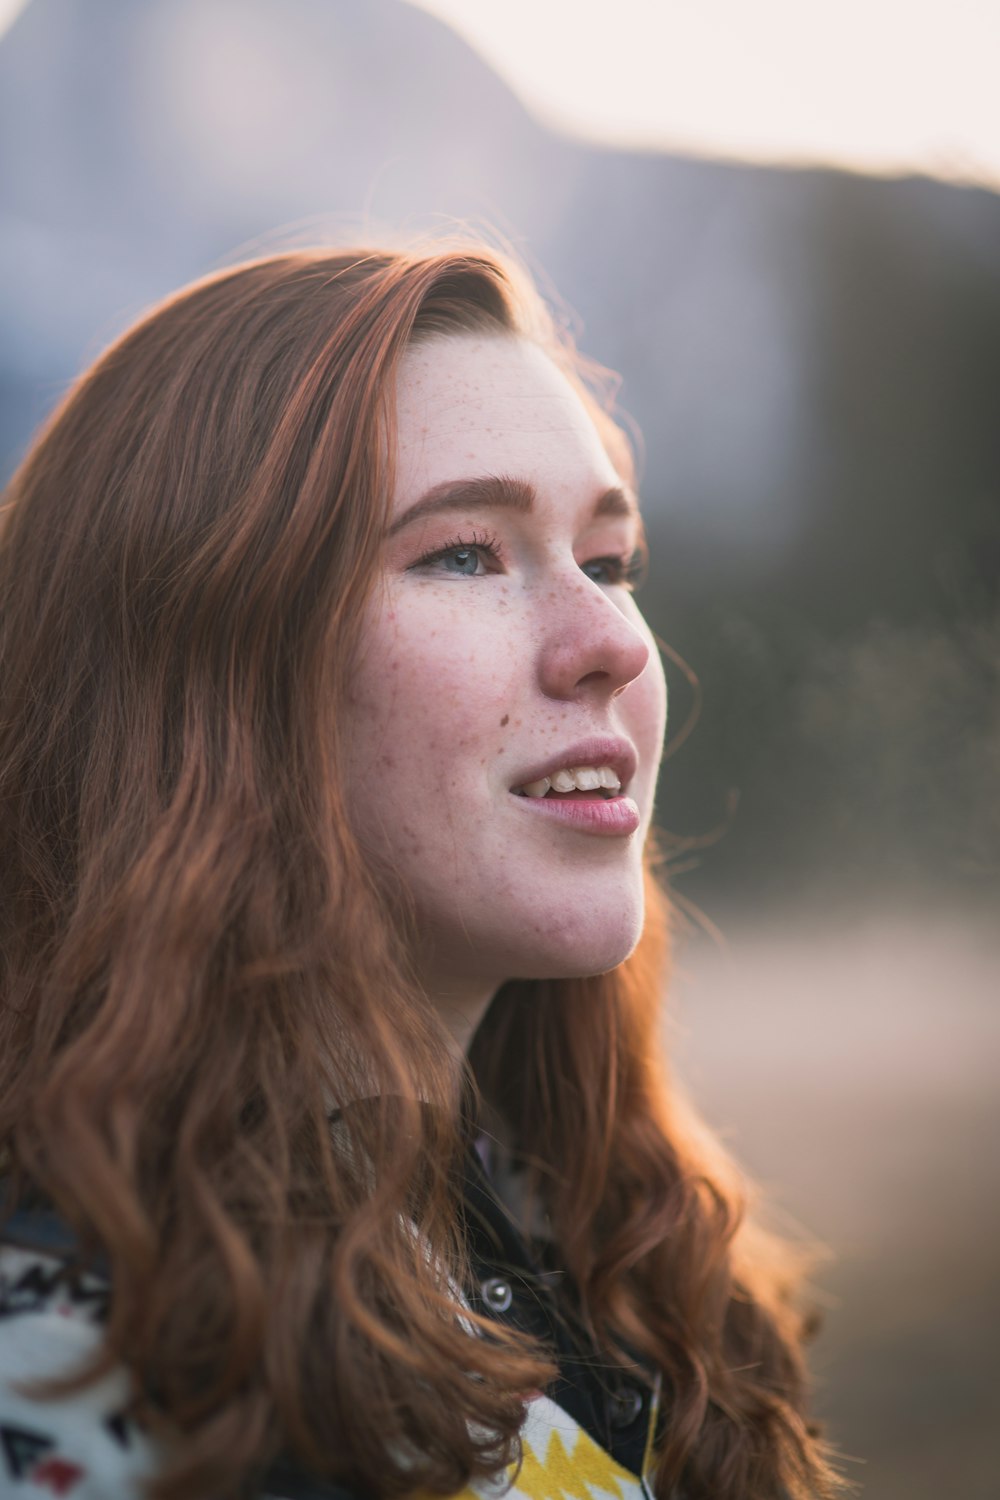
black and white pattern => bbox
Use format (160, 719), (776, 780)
(0, 1242), (158, 1497)
(0, 1149), (661, 1499)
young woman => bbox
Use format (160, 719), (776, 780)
(0, 245), (844, 1500)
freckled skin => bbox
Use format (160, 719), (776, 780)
(341, 335), (667, 1048)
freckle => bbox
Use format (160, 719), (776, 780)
(500, 714), (509, 727)
(496, 747), (505, 755)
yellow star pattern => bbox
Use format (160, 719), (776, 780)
(507, 1422), (634, 1500)
(410, 1394), (648, 1500)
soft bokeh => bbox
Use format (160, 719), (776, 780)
(1, 3), (997, 1494)
(413, 0), (1000, 187)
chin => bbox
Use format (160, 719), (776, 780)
(504, 898), (646, 983)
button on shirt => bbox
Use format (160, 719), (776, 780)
(458, 1134), (661, 1493)
(0, 1144), (661, 1500)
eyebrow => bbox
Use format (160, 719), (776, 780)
(387, 473), (640, 537)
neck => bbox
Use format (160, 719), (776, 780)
(412, 935), (506, 1054)
(432, 979), (499, 1056)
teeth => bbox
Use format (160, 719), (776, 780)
(517, 764), (622, 797)
(573, 767), (602, 791)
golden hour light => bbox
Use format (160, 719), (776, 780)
(408, 0), (1000, 188)
(0, 0), (27, 36)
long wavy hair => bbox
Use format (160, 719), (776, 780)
(0, 244), (844, 1500)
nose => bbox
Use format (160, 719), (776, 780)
(536, 573), (651, 702)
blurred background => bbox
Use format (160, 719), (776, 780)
(1, 0), (997, 1492)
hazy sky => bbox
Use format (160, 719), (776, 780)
(1, 0), (993, 186)
(407, 0), (999, 188)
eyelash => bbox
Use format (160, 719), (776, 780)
(412, 531), (647, 592)
(416, 529), (505, 569)
(582, 546), (648, 592)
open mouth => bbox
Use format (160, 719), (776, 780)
(512, 765), (624, 800)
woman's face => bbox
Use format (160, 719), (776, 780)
(343, 334), (667, 1035)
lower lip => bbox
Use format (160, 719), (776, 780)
(509, 793), (641, 837)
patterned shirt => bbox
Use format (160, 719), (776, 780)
(0, 1145), (660, 1499)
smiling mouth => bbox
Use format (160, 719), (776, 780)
(511, 764), (624, 799)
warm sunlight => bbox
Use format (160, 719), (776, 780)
(407, 0), (999, 188)
(0, 0), (27, 36)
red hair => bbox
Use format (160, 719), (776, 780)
(0, 245), (844, 1499)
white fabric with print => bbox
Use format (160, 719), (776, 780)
(0, 1243), (159, 1498)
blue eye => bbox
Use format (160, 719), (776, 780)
(412, 530), (504, 578)
(580, 550), (647, 591)
(440, 546), (486, 576)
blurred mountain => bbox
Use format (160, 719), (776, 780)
(2, 0), (998, 912)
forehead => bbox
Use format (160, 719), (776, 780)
(391, 334), (621, 510)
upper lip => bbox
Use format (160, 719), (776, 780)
(509, 736), (638, 794)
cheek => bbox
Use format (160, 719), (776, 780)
(348, 597), (525, 782)
(625, 605), (666, 713)
(648, 653), (669, 740)
(628, 647), (668, 779)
